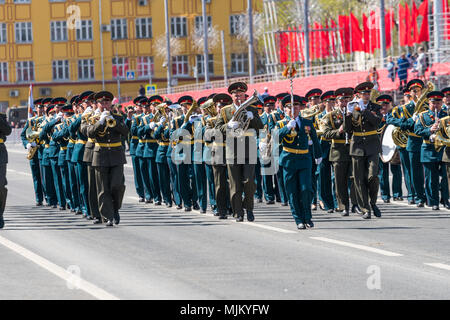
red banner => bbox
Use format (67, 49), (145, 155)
(350, 13), (364, 52)
(418, 0), (429, 42)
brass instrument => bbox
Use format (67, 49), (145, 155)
(391, 127), (408, 148)
(25, 125), (41, 160)
(200, 99), (218, 118)
(301, 104), (322, 120)
(413, 81), (435, 115)
(370, 88), (381, 103)
(229, 89), (263, 137)
(434, 116), (450, 152)
(153, 103), (168, 124)
(183, 100), (199, 123)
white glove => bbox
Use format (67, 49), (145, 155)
(286, 120), (296, 130)
(30, 141), (37, 148)
(259, 141), (267, 151)
(430, 134), (436, 142)
(347, 102), (355, 113)
(55, 112), (63, 121)
(246, 111), (254, 120)
(189, 115), (200, 123)
(412, 113), (418, 121)
(149, 122), (156, 130)
(358, 99), (366, 111)
(308, 139), (313, 145)
(94, 109), (101, 115)
(26, 143), (32, 150)
(315, 157), (322, 165)
(99, 113), (108, 125)
(159, 117), (166, 125)
(82, 107), (92, 117)
(227, 120), (240, 129)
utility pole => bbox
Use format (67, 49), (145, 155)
(248, 0), (255, 83)
(379, 0), (387, 67)
(99, 0), (105, 90)
(202, 0), (209, 84)
(304, 0), (310, 77)
(164, 0), (172, 93)
(220, 30), (229, 87)
(434, 0), (443, 63)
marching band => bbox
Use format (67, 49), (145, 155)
(11, 78), (450, 230)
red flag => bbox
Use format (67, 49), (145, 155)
(418, 0), (429, 42)
(350, 13), (364, 52)
(362, 13), (370, 53)
(368, 10), (381, 53)
(404, 2), (412, 46)
(338, 15), (350, 54)
(322, 22), (331, 58)
(385, 9), (393, 49)
(298, 26), (305, 61)
(411, 1), (419, 44)
(313, 22), (321, 59)
(444, 0), (450, 40)
(399, 3), (407, 46)
(279, 32), (289, 64)
(330, 19), (337, 57)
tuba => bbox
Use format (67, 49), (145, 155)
(200, 99), (218, 118)
(414, 81), (435, 115)
(229, 90), (264, 137)
(301, 104), (322, 120)
(434, 116), (450, 152)
(25, 124), (42, 160)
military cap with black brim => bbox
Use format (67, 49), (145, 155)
(70, 95), (79, 105)
(281, 94), (305, 108)
(149, 95), (164, 104)
(79, 91), (95, 102)
(321, 91), (336, 101)
(355, 82), (374, 93)
(407, 79), (425, 91)
(95, 91), (114, 102)
(376, 94), (393, 103)
(51, 97), (68, 106)
(207, 93), (216, 100)
(276, 92), (289, 100)
(34, 98), (44, 107)
(178, 95), (194, 105)
(427, 91), (444, 101)
(335, 88), (354, 99)
(305, 88), (323, 100)
(263, 96), (277, 104)
(213, 93), (232, 105)
(197, 97), (208, 106)
(228, 82), (248, 94)
(441, 87), (450, 95)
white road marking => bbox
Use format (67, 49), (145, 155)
(424, 263), (450, 271)
(310, 236), (403, 257)
(7, 169), (32, 177)
(0, 235), (119, 300)
(241, 222), (297, 234)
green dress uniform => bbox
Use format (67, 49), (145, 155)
(154, 119), (172, 207)
(166, 120), (183, 209)
(66, 116), (81, 213)
(276, 115), (322, 227)
(87, 107), (129, 225)
(127, 114), (144, 201)
(131, 113), (149, 201)
(201, 115), (217, 213)
(0, 112), (11, 228)
(20, 115), (44, 205)
(39, 115), (58, 207)
(414, 106), (448, 209)
(215, 103), (264, 220)
(259, 110), (278, 203)
(386, 105), (415, 202)
(344, 99), (383, 218)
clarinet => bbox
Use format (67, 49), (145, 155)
(344, 106), (349, 145)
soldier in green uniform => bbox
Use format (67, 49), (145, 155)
(0, 111), (11, 228)
(276, 94), (322, 229)
(376, 95), (403, 203)
(87, 91), (129, 227)
(215, 82), (264, 222)
(21, 98), (44, 206)
(414, 91), (447, 210)
(166, 103), (183, 209)
(66, 95), (81, 214)
(129, 96), (146, 202)
(344, 82), (383, 219)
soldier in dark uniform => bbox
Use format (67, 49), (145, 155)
(0, 111), (11, 228)
(166, 103), (183, 209)
(344, 82), (383, 219)
(215, 82), (264, 222)
(129, 96), (146, 202)
(87, 91), (129, 227)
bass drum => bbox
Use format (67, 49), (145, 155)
(380, 124), (400, 165)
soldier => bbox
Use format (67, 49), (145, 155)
(215, 82), (264, 222)
(316, 91), (336, 213)
(276, 94), (322, 229)
(66, 95), (81, 214)
(0, 111), (11, 228)
(414, 91), (447, 210)
(344, 82), (383, 219)
(376, 95), (403, 203)
(166, 103), (183, 209)
(129, 96), (146, 202)
(21, 98), (44, 206)
(322, 88), (359, 216)
(87, 91), (129, 227)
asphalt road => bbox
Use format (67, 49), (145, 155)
(1, 142), (450, 300)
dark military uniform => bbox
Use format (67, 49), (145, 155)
(0, 112), (11, 228)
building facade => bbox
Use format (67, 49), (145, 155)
(0, 0), (261, 111)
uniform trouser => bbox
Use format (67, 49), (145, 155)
(379, 160), (403, 200)
(76, 161), (89, 215)
(227, 164), (256, 216)
(177, 163), (195, 208)
(139, 157), (152, 201)
(67, 161), (80, 212)
(194, 163), (207, 210)
(423, 162), (440, 206)
(261, 163), (276, 202)
(283, 165), (312, 224)
(38, 158), (48, 204)
(399, 148), (415, 201)
(87, 164), (101, 219)
(408, 151), (426, 204)
(146, 157), (161, 203)
(440, 163), (449, 203)
(317, 156), (334, 210)
(157, 160), (172, 205)
(276, 166), (288, 204)
(59, 162), (72, 209)
(167, 157), (182, 206)
(95, 165), (125, 221)
(205, 164), (216, 208)
(50, 158), (66, 208)
(333, 161), (353, 210)
(42, 164), (57, 205)
(352, 154), (380, 212)
(0, 164), (7, 219)
(213, 165), (230, 215)
(131, 155), (145, 199)
(29, 156), (43, 204)
(331, 168), (338, 209)
(254, 159), (263, 200)
(446, 163), (450, 196)
(311, 160), (318, 205)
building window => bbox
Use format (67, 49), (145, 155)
(137, 57), (154, 78)
(172, 55), (189, 76)
(135, 18), (152, 39)
(52, 60), (69, 80)
(50, 21), (67, 42)
(76, 20), (93, 41)
(16, 61), (34, 82)
(111, 19), (127, 40)
(14, 0), (31, 3)
(194, 16), (212, 34)
(0, 62), (7, 83)
(78, 59), (94, 80)
(170, 17), (187, 38)
(231, 53), (248, 74)
(0, 23), (6, 44)
(112, 57), (128, 79)
(230, 15), (245, 35)
(196, 54), (214, 75)
(15, 22), (33, 43)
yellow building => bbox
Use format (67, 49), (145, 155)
(0, 0), (261, 111)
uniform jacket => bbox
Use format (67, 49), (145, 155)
(322, 108), (352, 162)
(0, 114), (11, 164)
(414, 109), (447, 162)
